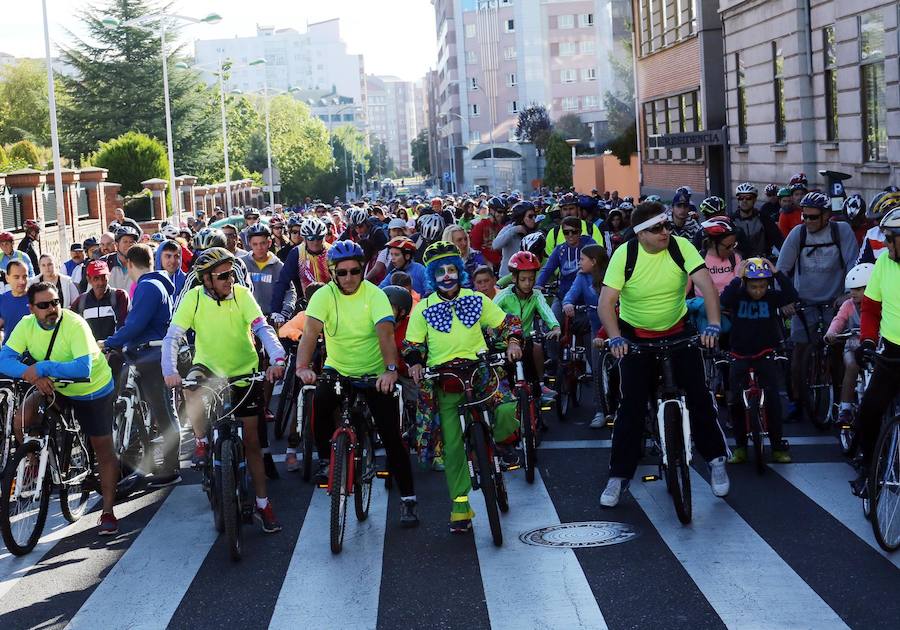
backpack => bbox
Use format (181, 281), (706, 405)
(796, 222), (844, 275)
(623, 236), (687, 284)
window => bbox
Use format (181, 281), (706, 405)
(638, 0), (697, 56)
(557, 15), (575, 29)
(823, 26), (838, 141)
(559, 42), (577, 57)
(507, 73), (517, 86)
(643, 89), (703, 161)
(465, 23), (476, 38)
(504, 46), (517, 60)
(773, 42), (786, 143)
(561, 69), (577, 83)
(505, 19), (515, 33)
(470, 103), (480, 117)
(466, 51), (478, 65)
(580, 39), (596, 54)
(579, 13), (594, 28)
(583, 95), (600, 109)
(508, 101), (519, 114)
(582, 67), (597, 81)
(736, 53), (747, 145)
(470, 77), (478, 90)
(562, 97), (579, 111)
(470, 131), (481, 144)
(860, 11), (886, 161)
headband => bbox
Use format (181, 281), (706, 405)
(633, 212), (668, 234)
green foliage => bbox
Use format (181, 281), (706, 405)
(266, 96), (332, 203)
(0, 59), (51, 146)
(516, 105), (552, 156)
(543, 133), (573, 191)
(411, 129), (431, 176)
(195, 93), (263, 184)
(91, 131), (168, 196)
(602, 36), (637, 165)
(368, 136), (396, 180)
(0, 145), (7, 166)
(553, 114), (592, 150)
(8, 140), (42, 168)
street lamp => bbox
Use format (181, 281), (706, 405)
(565, 138), (580, 188)
(102, 11), (221, 226)
(40, 0), (68, 251)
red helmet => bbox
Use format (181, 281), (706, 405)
(0, 232), (14, 243)
(508, 251), (542, 272)
(24, 219), (40, 232)
(701, 216), (735, 238)
(387, 236), (417, 253)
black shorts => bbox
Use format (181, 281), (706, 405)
(186, 364), (262, 418)
(58, 390), (115, 437)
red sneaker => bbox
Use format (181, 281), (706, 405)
(98, 512), (118, 536)
(192, 441), (208, 467)
(254, 502), (282, 533)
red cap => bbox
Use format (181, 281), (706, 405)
(86, 260), (110, 278)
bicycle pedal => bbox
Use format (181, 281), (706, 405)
(505, 464), (522, 471)
(375, 470), (390, 479)
(642, 474), (660, 482)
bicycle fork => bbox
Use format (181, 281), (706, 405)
(14, 436), (50, 502)
(656, 398), (692, 467)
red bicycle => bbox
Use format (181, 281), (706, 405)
(553, 306), (590, 423)
(732, 348), (787, 474)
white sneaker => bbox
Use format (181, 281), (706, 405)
(600, 477), (627, 507)
(709, 456), (730, 497)
(589, 412), (605, 429)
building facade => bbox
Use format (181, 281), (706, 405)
(366, 75), (418, 174)
(430, 0), (631, 194)
(721, 0), (900, 205)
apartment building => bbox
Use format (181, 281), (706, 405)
(367, 75), (418, 173)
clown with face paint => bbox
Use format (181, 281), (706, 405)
(404, 241), (524, 534)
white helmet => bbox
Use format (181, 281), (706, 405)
(300, 217), (328, 240)
(880, 207), (900, 232)
(161, 224), (180, 239)
(845, 263), (875, 290)
(418, 213), (445, 241)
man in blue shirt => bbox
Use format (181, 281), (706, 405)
(0, 232), (34, 278)
(0, 261), (31, 344)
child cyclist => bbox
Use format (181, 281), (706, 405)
(720, 257), (798, 464)
(824, 263), (874, 426)
(494, 251), (561, 400)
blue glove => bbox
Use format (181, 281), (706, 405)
(608, 336), (627, 350)
(702, 324), (721, 338)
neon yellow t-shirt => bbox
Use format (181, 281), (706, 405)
(406, 288), (507, 366)
(171, 285), (261, 377)
(305, 280), (394, 377)
(603, 235), (704, 331)
(864, 252), (900, 345)
(6, 311), (112, 397)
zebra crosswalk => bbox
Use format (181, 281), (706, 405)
(1, 446), (898, 630)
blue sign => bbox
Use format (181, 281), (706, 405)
(443, 171), (451, 182)
(831, 181), (845, 197)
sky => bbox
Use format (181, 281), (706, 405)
(2, 0), (438, 82)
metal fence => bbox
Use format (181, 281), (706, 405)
(0, 188), (24, 231)
(42, 188), (57, 224)
(77, 187), (90, 218)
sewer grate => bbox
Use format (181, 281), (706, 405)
(519, 521), (639, 548)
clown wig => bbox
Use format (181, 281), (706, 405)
(424, 255), (470, 294)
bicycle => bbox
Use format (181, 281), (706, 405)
(627, 335), (700, 525)
(512, 333), (543, 484)
(313, 371), (400, 554)
(731, 348), (788, 475)
(829, 329), (864, 455)
(554, 306), (590, 423)
(184, 371), (266, 562)
(596, 345), (620, 427)
(0, 378), (28, 474)
(109, 342), (162, 482)
(423, 351), (509, 546)
(866, 353), (900, 552)
(796, 303), (836, 430)
(273, 341), (298, 441)
(0, 378), (96, 556)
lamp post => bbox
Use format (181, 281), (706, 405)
(40, 0), (67, 251)
(565, 138), (580, 189)
(102, 11), (221, 226)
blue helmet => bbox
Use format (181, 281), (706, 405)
(327, 240), (365, 265)
(672, 188), (692, 206)
(743, 257), (774, 280)
(577, 195), (598, 212)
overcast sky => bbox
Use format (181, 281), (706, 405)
(2, 0), (438, 81)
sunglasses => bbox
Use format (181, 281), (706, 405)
(306, 235), (324, 241)
(525, 214), (536, 219)
(34, 298), (61, 309)
(562, 229), (580, 236)
(802, 213), (823, 221)
(646, 221), (674, 234)
(214, 270), (236, 282)
(335, 267), (363, 278)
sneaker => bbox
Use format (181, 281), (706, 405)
(147, 472), (182, 488)
(263, 452), (280, 480)
(727, 447), (747, 464)
(98, 512), (118, 536)
(771, 449), (792, 464)
(285, 452), (300, 472)
(850, 473), (868, 498)
(838, 408), (854, 427)
(540, 385), (557, 400)
(314, 459), (330, 485)
(431, 456), (445, 472)
(449, 518), (473, 534)
(254, 502), (282, 533)
(400, 499), (419, 528)
(709, 456), (730, 497)
(589, 412), (605, 429)
(600, 477), (628, 507)
(192, 441), (208, 468)
(265, 409), (276, 423)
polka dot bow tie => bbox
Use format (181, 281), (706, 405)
(422, 295), (483, 333)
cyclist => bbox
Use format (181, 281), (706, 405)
(221, 223), (248, 257)
(598, 201), (729, 507)
(239, 208), (261, 249)
(412, 213), (445, 264)
(544, 193), (604, 258)
(103, 244), (180, 487)
(102, 225), (141, 291)
(295, 240), (419, 528)
(493, 201), (540, 274)
(851, 207), (900, 496)
(241, 224), (296, 322)
(472, 265), (498, 300)
(721, 258), (797, 464)
(0, 231), (35, 277)
(0, 282), (119, 535)
(276, 216), (304, 262)
(153, 224), (193, 273)
(696, 216), (742, 298)
(600, 207), (629, 256)
(443, 224), (486, 283)
(0, 261), (30, 345)
(537, 216), (597, 323)
(175, 228), (252, 310)
(857, 189), (900, 264)
(378, 237), (428, 294)
(157, 240), (187, 295)
(270, 217), (331, 321)
(368, 218), (411, 283)
(669, 188), (701, 240)
(405, 241), (522, 533)
(339, 207), (388, 274)
(760, 184), (781, 225)
(825, 263), (873, 427)
(842, 193), (870, 247)
(70, 261), (130, 342)
(469, 197), (507, 270)
(732, 182), (783, 259)
(161, 247), (286, 532)
(32, 254), (79, 308)
(778, 186), (803, 237)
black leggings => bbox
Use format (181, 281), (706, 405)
(728, 356), (784, 448)
(857, 339), (900, 468)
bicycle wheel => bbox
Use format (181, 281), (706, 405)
(520, 391), (537, 484)
(59, 432), (92, 523)
(869, 418), (900, 552)
(663, 403), (692, 524)
(274, 367), (296, 440)
(354, 429), (374, 521)
(804, 348), (833, 430)
(330, 432), (350, 554)
(301, 390), (314, 483)
(0, 388), (15, 474)
(555, 364), (570, 422)
(0, 441), (51, 556)
(471, 420), (502, 546)
(748, 402), (765, 476)
(839, 417), (855, 456)
(218, 438), (242, 561)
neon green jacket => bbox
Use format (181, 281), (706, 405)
(493, 286), (559, 335)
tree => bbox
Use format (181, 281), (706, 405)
(368, 136), (396, 179)
(194, 92), (263, 184)
(8, 140), (42, 169)
(265, 95), (333, 203)
(90, 131), (168, 196)
(603, 36), (637, 165)
(410, 129), (431, 177)
(553, 114), (592, 150)
(516, 105), (552, 156)
(58, 0), (217, 173)
(0, 59), (51, 146)
(543, 133), (573, 191)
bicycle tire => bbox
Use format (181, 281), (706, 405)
(207, 451), (224, 533)
(663, 403), (692, 524)
(354, 429), (374, 521)
(330, 432), (350, 554)
(869, 417), (900, 552)
(0, 389), (14, 474)
(59, 432), (92, 523)
(555, 364), (570, 422)
(0, 440), (51, 556)
(472, 420), (502, 546)
(219, 438), (242, 561)
(804, 348), (832, 430)
(520, 391), (536, 484)
(749, 402), (765, 476)
(301, 390), (314, 483)
(274, 367), (295, 440)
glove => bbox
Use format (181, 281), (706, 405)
(855, 339), (876, 369)
(271, 313), (286, 326)
(702, 324), (721, 339)
(608, 336), (627, 350)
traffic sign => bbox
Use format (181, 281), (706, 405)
(263, 167), (281, 186)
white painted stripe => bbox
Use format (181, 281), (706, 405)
(269, 484), (388, 630)
(469, 470), (608, 630)
(66, 486), (217, 630)
(629, 466), (847, 629)
(774, 462), (900, 569)
(537, 436), (835, 450)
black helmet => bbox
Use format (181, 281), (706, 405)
(114, 225), (140, 242)
(511, 201), (536, 224)
(487, 196), (507, 212)
(382, 285), (413, 315)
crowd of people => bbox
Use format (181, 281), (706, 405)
(1, 172), (898, 540)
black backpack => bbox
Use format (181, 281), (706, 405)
(796, 222), (845, 275)
(623, 236), (687, 284)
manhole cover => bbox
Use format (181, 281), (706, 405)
(519, 522), (639, 548)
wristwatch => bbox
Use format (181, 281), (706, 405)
(386, 364), (398, 372)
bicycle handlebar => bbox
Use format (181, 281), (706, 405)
(182, 371), (266, 389)
(610, 335), (701, 355)
(830, 328), (861, 341)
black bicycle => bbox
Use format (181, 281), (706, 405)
(554, 306), (591, 423)
(867, 354), (900, 552)
(274, 341), (298, 441)
(184, 372), (265, 562)
(796, 303), (836, 430)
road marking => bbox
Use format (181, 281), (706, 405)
(468, 470), (608, 630)
(774, 462), (900, 569)
(65, 486), (217, 630)
(537, 436), (836, 450)
(269, 483), (388, 630)
(630, 466), (848, 630)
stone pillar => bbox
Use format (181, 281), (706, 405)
(251, 186), (262, 209)
(141, 178), (168, 221)
(180, 175), (197, 218)
(103, 182), (123, 229)
(4, 168), (46, 226)
(193, 185), (207, 216)
(78, 167), (108, 221)
(59, 168), (80, 235)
